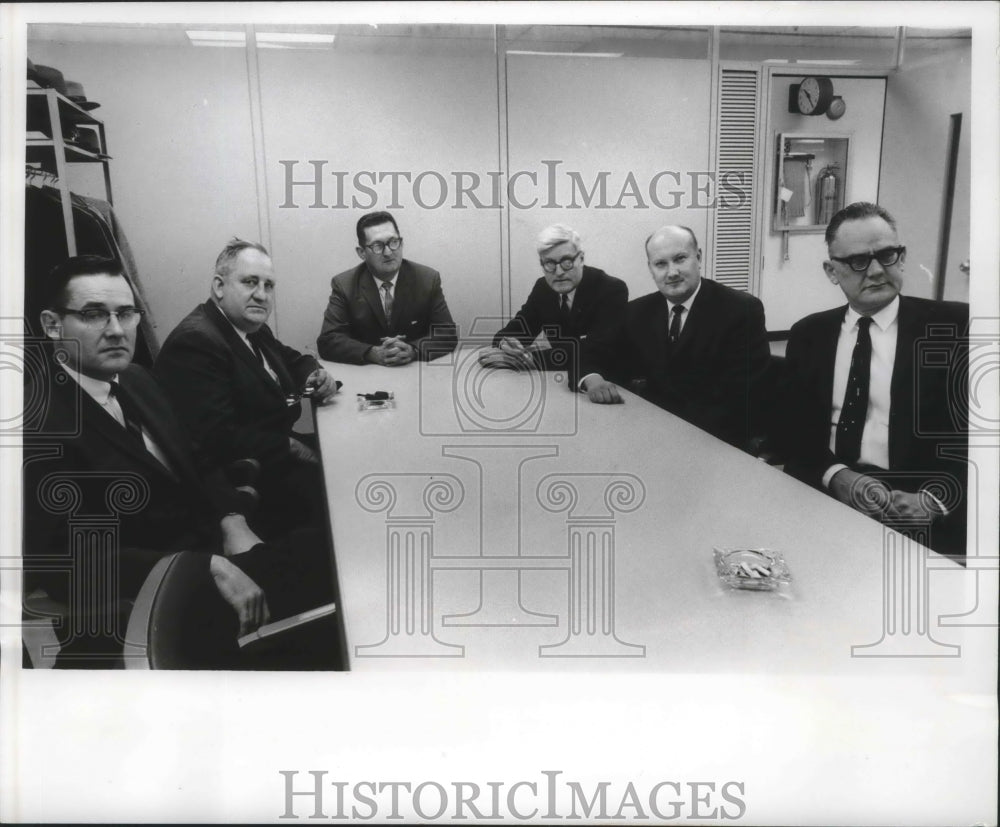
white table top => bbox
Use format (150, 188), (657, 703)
(315, 346), (980, 676)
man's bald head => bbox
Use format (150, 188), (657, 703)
(645, 225), (702, 304)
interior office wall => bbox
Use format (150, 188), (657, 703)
(505, 55), (712, 307)
(27, 41), (261, 345)
(256, 46), (503, 354)
(758, 76), (887, 331)
(879, 45), (971, 303)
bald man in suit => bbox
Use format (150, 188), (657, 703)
(580, 225), (770, 450)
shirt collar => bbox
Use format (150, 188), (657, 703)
(370, 271), (399, 291)
(846, 294), (900, 333)
(58, 360), (116, 406)
(665, 278), (702, 313)
(211, 298), (258, 347)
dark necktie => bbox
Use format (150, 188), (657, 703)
(668, 304), (684, 344)
(559, 294), (570, 327)
(247, 331), (266, 365)
(835, 316), (873, 465)
(109, 381), (145, 448)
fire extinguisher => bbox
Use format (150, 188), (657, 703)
(816, 164), (840, 225)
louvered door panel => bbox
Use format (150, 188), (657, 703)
(712, 67), (760, 292)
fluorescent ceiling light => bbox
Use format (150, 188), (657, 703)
(793, 59), (861, 65)
(186, 30), (246, 47)
(506, 50), (623, 58)
(256, 33), (336, 47)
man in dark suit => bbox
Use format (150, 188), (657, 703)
(155, 239), (339, 536)
(782, 202), (969, 557)
(492, 224), (627, 372)
(580, 225), (770, 450)
(316, 211), (457, 365)
(23, 256), (333, 667)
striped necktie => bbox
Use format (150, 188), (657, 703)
(381, 281), (394, 322)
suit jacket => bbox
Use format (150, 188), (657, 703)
(581, 277), (770, 448)
(22, 361), (238, 606)
(317, 259), (457, 364)
(492, 266), (628, 371)
(155, 301), (318, 473)
(782, 295), (969, 556)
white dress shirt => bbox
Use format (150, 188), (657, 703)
(822, 296), (899, 487)
(578, 280), (701, 390)
(213, 303), (280, 384)
(59, 362), (175, 472)
(664, 278), (702, 338)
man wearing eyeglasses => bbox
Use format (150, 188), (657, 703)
(155, 238), (338, 537)
(25, 256), (335, 667)
(492, 224), (627, 372)
(317, 211), (457, 365)
(782, 202), (969, 558)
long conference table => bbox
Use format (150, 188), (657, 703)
(314, 344), (989, 677)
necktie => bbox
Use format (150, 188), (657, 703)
(835, 316), (873, 465)
(109, 381), (145, 448)
(559, 294), (570, 327)
(247, 331), (265, 365)
(668, 304), (684, 344)
(381, 282), (394, 322)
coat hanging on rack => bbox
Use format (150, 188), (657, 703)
(25, 185), (158, 366)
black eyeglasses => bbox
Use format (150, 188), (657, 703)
(540, 251), (582, 274)
(363, 237), (403, 255)
(829, 246), (905, 273)
(57, 307), (145, 328)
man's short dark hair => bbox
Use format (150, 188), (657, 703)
(825, 202), (898, 247)
(356, 211), (400, 247)
(43, 255), (126, 310)
(214, 237), (270, 278)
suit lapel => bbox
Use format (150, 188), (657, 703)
(122, 370), (202, 481)
(888, 296), (918, 467)
(253, 329), (296, 394)
(204, 301), (286, 400)
(390, 265), (413, 334)
(647, 296), (671, 374)
(566, 268), (594, 331)
(77, 378), (180, 481)
(358, 268), (389, 333)
(821, 307), (846, 404)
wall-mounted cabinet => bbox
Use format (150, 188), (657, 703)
(773, 133), (850, 232)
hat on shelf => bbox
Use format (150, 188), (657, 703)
(65, 80), (101, 111)
(64, 126), (109, 158)
(31, 64), (68, 96)
(27, 59), (43, 86)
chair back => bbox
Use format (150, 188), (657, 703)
(124, 551), (236, 669)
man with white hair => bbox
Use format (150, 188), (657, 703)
(493, 224), (627, 372)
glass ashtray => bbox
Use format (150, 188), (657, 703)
(713, 548), (791, 591)
(357, 392), (395, 412)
